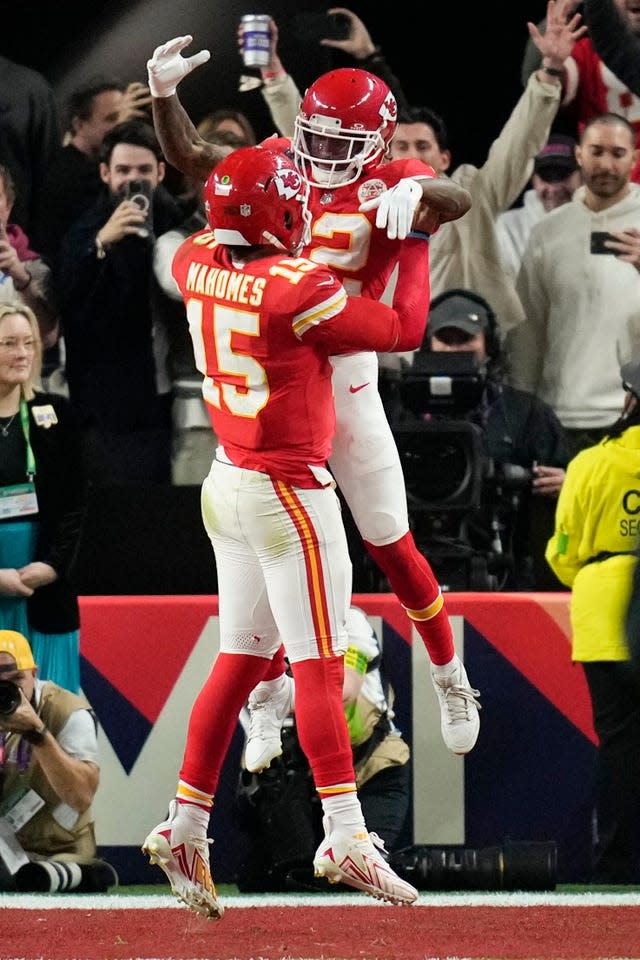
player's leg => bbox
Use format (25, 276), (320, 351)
(329, 352), (480, 754)
(143, 461), (280, 917)
(258, 479), (417, 904)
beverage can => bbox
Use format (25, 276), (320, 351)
(240, 14), (271, 68)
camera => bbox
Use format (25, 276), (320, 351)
(0, 678), (22, 716)
(390, 353), (535, 590)
(389, 840), (557, 891)
(121, 179), (154, 238)
(400, 352), (488, 418)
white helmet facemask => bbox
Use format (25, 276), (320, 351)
(293, 114), (385, 188)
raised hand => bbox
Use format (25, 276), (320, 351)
(119, 81), (153, 122)
(320, 7), (376, 60)
(147, 35), (210, 98)
(529, 0), (588, 65)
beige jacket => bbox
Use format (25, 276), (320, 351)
(428, 72), (561, 337)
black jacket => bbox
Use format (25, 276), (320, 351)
(0, 392), (87, 632)
(56, 185), (182, 432)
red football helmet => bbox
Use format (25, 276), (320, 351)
(293, 68), (397, 188)
(204, 145), (310, 254)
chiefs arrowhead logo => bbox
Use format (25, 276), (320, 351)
(380, 91), (398, 124)
(274, 169), (302, 200)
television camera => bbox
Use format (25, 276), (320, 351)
(388, 352), (533, 591)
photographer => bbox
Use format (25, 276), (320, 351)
(395, 290), (572, 589)
(0, 629), (117, 892)
(56, 120), (183, 486)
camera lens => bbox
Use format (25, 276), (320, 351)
(0, 678), (22, 716)
(389, 841), (557, 891)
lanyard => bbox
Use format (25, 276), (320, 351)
(19, 399), (36, 480)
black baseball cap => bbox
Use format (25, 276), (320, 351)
(428, 293), (491, 338)
(533, 134), (578, 182)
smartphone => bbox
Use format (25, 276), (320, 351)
(292, 12), (351, 44)
(590, 231), (617, 255)
(123, 179), (154, 238)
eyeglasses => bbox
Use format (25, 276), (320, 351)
(0, 337), (38, 352)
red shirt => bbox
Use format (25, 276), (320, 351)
(172, 234), (399, 486)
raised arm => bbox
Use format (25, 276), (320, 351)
(147, 36), (231, 183)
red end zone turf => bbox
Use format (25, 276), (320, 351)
(2, 898), (640, 959)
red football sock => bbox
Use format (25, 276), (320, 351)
(364, 531), (455, 665)
(290, 656), (355, 787)
(179, 652), (270, 794)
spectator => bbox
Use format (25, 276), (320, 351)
(56, 120), (182, 486)
(33, 78), (152, 396)
(522, 0), (640, 182)
(495, 133), (582, 280)
(0, 303), (86, 693)
(196, 107), (256, 145)
(142, 146), (417, 916)
(398, 290), (571, 590)
(508, 112), (640, 456)
(545, 359), (640, 883)
(34, 77), (152, 261)
(0, 629), (117, 893)
(0, 166), (59, 351)
(0, 54), (62, 237)
(237, 606), (411, 891)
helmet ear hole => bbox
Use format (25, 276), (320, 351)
(284, 210), (292, 229)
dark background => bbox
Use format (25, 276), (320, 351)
(5, 1), (549, 166)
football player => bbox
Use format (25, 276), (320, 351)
(146, 39), (480, 761)
(142, 145), (418, 915)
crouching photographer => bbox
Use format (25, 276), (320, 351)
(393, 290), (572, 590)
(0, 630), (117, 893)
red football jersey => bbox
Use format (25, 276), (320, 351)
(172, 232), (399, 486)
(304, 157), (436, 300)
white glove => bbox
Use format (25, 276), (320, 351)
(359, 177), (423, 240)
(146, 35), (211, 98)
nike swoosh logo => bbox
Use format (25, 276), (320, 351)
(349, 383), (370, 394)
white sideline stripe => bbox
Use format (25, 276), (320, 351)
(1, 892), (640, 909)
